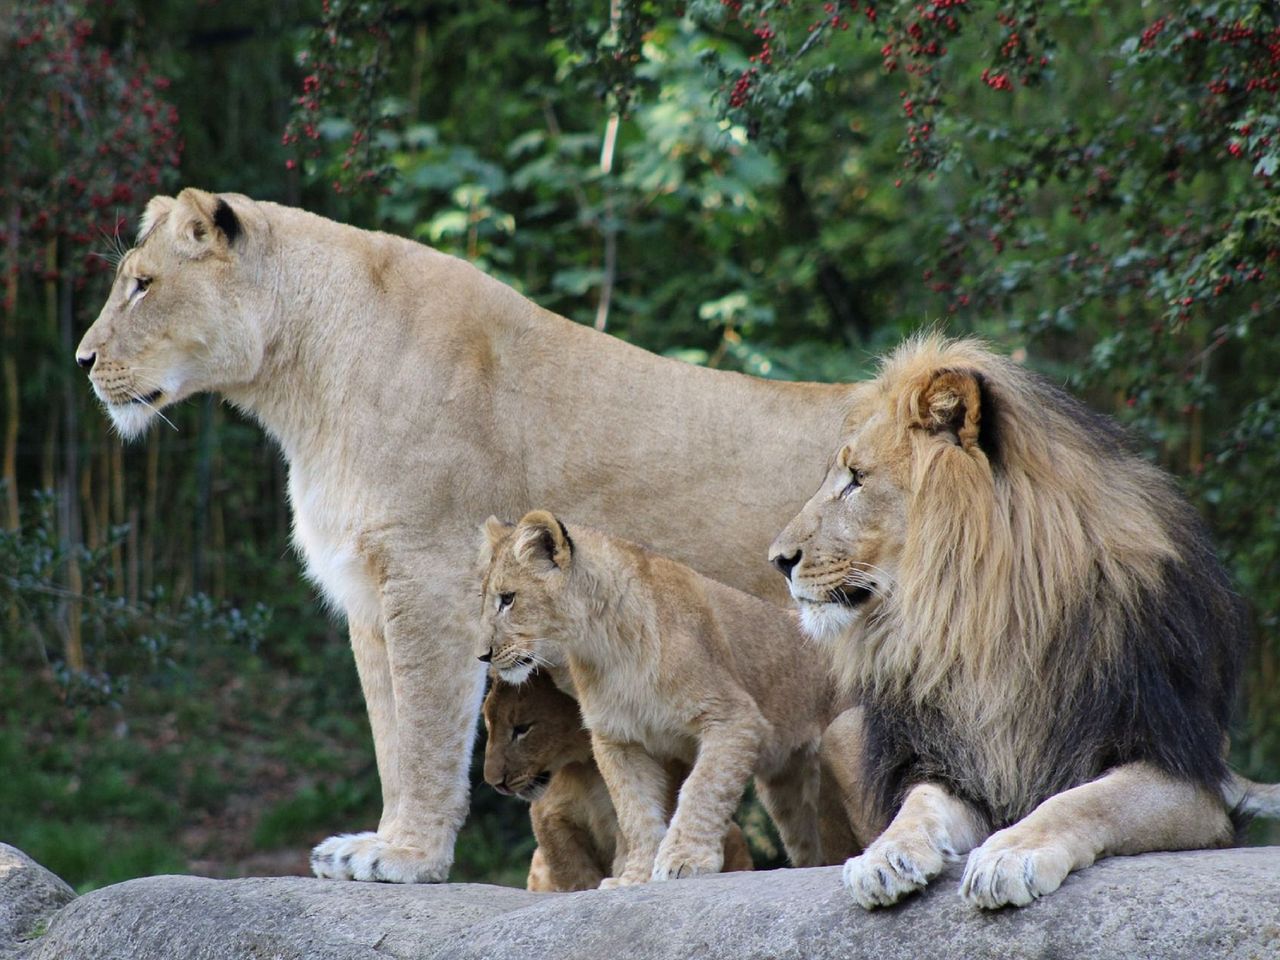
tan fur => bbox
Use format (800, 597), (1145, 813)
(75, 189), (856, 882)
(479, 511), (845, 886)
(481, 671), (753, 891)
(771, 334), (1244, 909)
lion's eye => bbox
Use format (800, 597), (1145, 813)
(512, 723), (532, 741)
(840, 469), (864, 498)
(497, 592), (515, 612)
(129, 276), (152, 300)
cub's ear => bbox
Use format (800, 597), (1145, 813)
(477, 515), (514, 567)
(170, 188), (242, 254)
(908, 367), (996, 459)
(513, 510), (574, 571)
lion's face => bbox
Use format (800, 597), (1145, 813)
(477, 512), (577, 685)
(75, 190), (267, 439)
(769, 401), (910, 642)
(482, 670), (589, 801)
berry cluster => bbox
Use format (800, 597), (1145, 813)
(0, 0), (181, 286)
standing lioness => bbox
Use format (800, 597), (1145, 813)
(479, 511), (839, 885)
(76, 189), (856, 882)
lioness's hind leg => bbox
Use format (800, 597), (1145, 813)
(961, 762), (1233, 910)
(844, 783), (987, 909)
(755, 742), (824, 868)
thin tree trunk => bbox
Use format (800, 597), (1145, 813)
(53, 244), (84, 672)
(2, 204), (20, 530)
(143, 435), (158, 598)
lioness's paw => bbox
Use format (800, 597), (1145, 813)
(842, 838), (944, 909)
(652, 838), (723, 882)
(310, 832), (450, 883)
(960, 834), (1072, 909)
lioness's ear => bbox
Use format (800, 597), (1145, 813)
(909, 368), (994, 458)
(138, 196), (176, 243)
(513, 510), (574, 571)
(477, 515), (515, 567)
(170, 188), (242, 254)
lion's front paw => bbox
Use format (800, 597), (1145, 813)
(310, 831), (450, 883)
(652, 836), (723, 882)
(960, 833), (1072, 909)
(842, 836), (944, 909)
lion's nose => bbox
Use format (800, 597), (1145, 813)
(478, 649), (492, 663)
(772, 550), (802, 580)
(76, 351), (96, 372)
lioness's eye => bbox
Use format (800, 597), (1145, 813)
(129, 276), (152, 300)
(840, 469), (863, 497)
(512, 723), (532, 740)
(497, 592), (515, 611)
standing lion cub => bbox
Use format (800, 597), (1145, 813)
(481, 669), (754, 891)
(478, 511), (838, 886)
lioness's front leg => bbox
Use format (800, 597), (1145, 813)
(592, 735), (673, 888)
(311, 620), (405, 879)
(961, 762), (1233, 909)
(313, 565), (486, 883)
(844, 783), (988, 909)
(654, 708), (767, 882)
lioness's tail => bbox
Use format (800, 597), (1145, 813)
(1223, 772), (1280, 817)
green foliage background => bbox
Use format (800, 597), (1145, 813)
(2, 0), (1277, 890)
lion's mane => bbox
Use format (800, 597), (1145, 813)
(849, 337), (1247, 827)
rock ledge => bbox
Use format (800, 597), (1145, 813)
(6, 843), (1280, 960)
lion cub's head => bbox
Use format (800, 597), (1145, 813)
(477, 511), (579, 685)
(75, 189), (270, 439)
(482, 669), (590, 802)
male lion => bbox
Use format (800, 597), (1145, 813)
(481, 670), (754, 891)
(478, 511), (843, 886)
(770, 335), (1274, 910)
(75, 189), (855, 882)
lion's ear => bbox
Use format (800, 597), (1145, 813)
(513, 510), (574, 572)
(477, 515), (514, 567)
(909, 368), (993, 457)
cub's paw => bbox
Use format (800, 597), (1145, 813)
(842, 837), (944, 909)
(598, 875), (644, 890)
(310, 831), (450, 883)
(652, 838), (723, 882)
(960, 833), (1072, 909)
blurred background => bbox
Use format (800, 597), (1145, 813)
(2, 0), (1277, 891)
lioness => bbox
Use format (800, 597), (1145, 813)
(479, 511), (841, 886)
(770, 335), (1276, 909)
(481, 670), (754, 891)
(76, 189), (855, 881)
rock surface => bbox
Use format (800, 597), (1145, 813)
(6, 843), (1280, 960)
(0, 846), (75, 960)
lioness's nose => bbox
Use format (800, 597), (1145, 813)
(76, 351), (96, 372)
(772, 550), (802, 580)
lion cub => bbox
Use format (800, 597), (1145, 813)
(481, 669), (754, 891)
(478, 511), (835, 886)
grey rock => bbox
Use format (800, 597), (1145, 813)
(9, 845), (1280, 960)
(0, 844), (76, 959)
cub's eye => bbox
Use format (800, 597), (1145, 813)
(511, 723), (532, 741)
(840, 469), (864, 498)
(497, 592), (515, 611)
